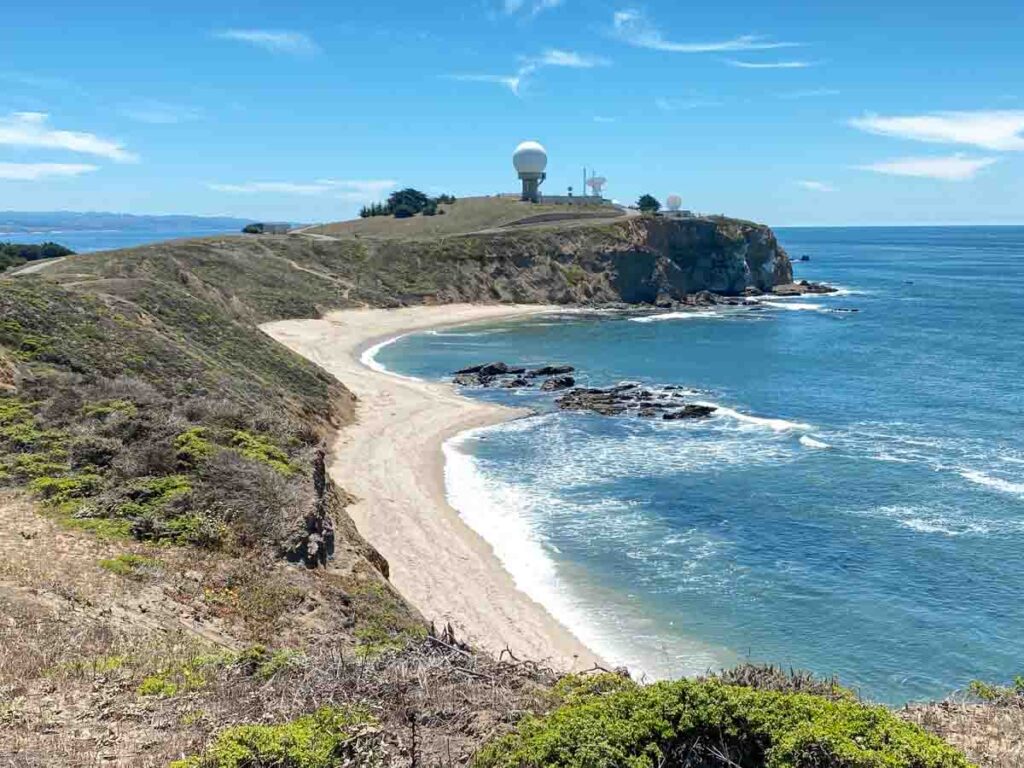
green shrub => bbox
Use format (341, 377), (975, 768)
(968, 676), (1024, 704)
(29, 473), (102, 504)
(475, 675), (972, 768)
(230, 430), (297, 474)
(174, 427), (217, 466)
(170, 706), (377, 768)
(98, 552), (159, 578)
(138, 673), (180, 697)
(81, 399), (137, 419)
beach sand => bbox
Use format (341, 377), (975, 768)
(262, 305), (602, 671)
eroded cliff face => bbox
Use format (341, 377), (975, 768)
(365, 214), (793, 307)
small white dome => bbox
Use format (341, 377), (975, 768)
(513, 141), (548, 175)
(666, 194), (682, 211)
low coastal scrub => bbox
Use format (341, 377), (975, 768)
(968, 676), (1024, 705)
(476, 671), (972, 768)
(170, 705), (381, 768)
(0, 276), (339, 557)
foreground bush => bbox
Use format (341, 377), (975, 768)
(171, 706), (380, 768)
(475, 673), (972, 768)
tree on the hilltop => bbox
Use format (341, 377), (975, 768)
(387, 188), (430, 217)
(637, 194), (661, 214)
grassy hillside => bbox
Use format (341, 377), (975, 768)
(0, 220), (1007, 766)
(303, 195), (625, 239)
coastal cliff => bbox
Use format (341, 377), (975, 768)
(38, 214), (791, 322)
(401, 214), (793, 305)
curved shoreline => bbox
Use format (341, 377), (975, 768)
(262, 305), (604, 671)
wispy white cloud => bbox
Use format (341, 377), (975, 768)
(209, 179), (397, 200)
(120, 100), (203, 125)
(0, 112), (137, 162)
(850, 110), (1024, 151)
(533, 49), (609, 68)
(0, 162), (98, 181)
(855, 155), (997, 181)
(612, 9), (798, 53)
(444, 72), (529, 96)
(446, 47), (606, 97)
(502, 0), (563, 17)
(593, 115), (617, 123)
(796, 180), (837, 192)
(778, 88), (840, 99)
(214, 29), (319, 56)
(727, 59), (815, 69)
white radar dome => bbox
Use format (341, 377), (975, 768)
(513, 141), (548, 175)
(666, 194), (682, 211)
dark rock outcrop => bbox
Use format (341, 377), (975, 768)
(528, 365), (574, 377)
(555, 385), (716, 420)
(663, 405), (717, 420)
(540, 375), (575, 391)
(772, 280), (837, 296)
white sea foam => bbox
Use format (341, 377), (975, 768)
(629, 310), (730, 324)
(799, 435), (830, 449)
(959, 469), (1024, 498)
(443, 426), (639, 669)
(359, 334), (422, 382)
(426, 328), (509, 337)
(699, 402), (811, 432)
(852, 504), (993, 537)
(757, 301), (825, 312)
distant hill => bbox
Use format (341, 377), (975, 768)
(0, 210), (255, 234)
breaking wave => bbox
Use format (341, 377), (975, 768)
(959, 469), (1024, 498)
(359, 334), (422, 381)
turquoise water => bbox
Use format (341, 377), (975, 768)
(376, 226), (1024, 704)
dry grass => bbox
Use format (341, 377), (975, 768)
(903, 697), (1024, 768)
(306, 196), (622, 240)
(0, 491), (549, 766)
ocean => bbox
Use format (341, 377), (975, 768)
(373, 226), (1024, 704)
(1, 227), (244, 254)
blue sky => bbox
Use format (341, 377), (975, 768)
(2, 0), (1023, 225)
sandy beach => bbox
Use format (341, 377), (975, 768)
(262, 304), (602, 671)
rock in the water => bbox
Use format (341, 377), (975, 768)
(773, 280), (836, 296)
(501, 376), (531, 388)
(478, 361), (511, 376)
(691, 290), (720, 307)
(663, 405), (716, 420)
(453, 373), (484, 387)
(453, 364), (484, 375)
(528, 364), (575, 377)
(541, 375), (575, 391)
